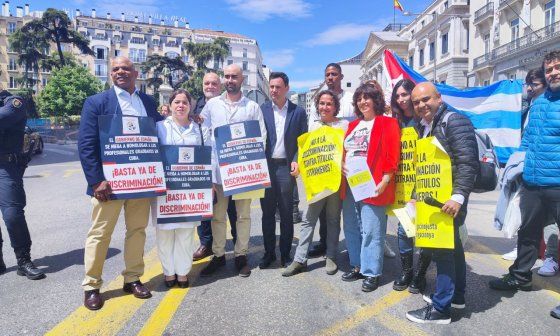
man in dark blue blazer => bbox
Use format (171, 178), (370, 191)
(259, 72), (308, 268)
(78, 56), (163, 311)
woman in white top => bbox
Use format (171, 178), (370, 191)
(283, 90), (348, 277)
(153, 89), (211, 288)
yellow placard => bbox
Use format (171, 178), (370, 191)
(387, 127), (418, 213)
(347, 170), (373, 187)
(414, 136), (454, 249)
(232, 189), (265, 200)
(297, 126), (344, 204)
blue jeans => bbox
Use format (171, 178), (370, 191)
(397, 223), (414, 254)
(342, 187), (388, 277)
(0, 162), (32, 257)
(430, 223), (466, 314)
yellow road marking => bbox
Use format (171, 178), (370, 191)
(136, 287), (190, 336)
(467, 239), (560, 300)
(46, 248), (161, 336)
(40, 171), (52, 178)
(63, 169), (82, 178)
(315, 290), (411, 336)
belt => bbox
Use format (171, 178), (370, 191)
(271, 158), (287, 165)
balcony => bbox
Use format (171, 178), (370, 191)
(474, 2), (494, 25)
(499, 0), (521, 10)
(92, 35), (108, 41)
(473, 20), (560, 70)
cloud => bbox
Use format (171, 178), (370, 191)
(289, 79), (323, 91)
(306, 23), (379, 47)
(225, 0), (312, 22)
(263, 49), (295, 69)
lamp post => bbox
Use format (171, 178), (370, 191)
(403, 10), (470, 83)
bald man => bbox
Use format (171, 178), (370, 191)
(405, 82), (478, 324)
(199, 64), (267, 277)
(78, 56), (163, 310)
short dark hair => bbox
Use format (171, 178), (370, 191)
(325, 63), (342, 74)
(353, 83), (385, 119)
(525, 68), (545, 84)
(169, 88), (192, 106)
(314, 90), (341, 116)
(391, 78), (416, 122)
(269, 72), (289, 86)
(542, 50), (560, 73)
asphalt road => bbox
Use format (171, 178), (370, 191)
(0, 143), (559, 336)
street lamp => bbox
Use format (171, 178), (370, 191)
(403, 10), (470, 83)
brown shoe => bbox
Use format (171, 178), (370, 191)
(123, 280), (152, 299)
(193, 245), (213, 261)
(84, 289), (104, 310)
(235, 255), (251, 277)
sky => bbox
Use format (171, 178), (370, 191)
(21, 0), (431, 92)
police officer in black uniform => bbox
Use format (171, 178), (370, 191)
(0, 90), (44, 279)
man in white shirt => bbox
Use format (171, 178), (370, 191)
(259, 72), (308, 268)
(78, 57), (163, 310)
(199, 64), (267, 277)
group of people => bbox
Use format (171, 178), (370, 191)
(0, 49), (553, 325)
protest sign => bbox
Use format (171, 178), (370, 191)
(346, 157), (377, 201)
(98, 115), (166, 199)
(388, 127), (418, 213)
(414, 136), (454, 249)
(297, 126), (344, 203)
(214, 120), (270, 196)
(156, 145), (213, 224)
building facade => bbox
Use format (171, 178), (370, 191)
(469, 0), (560, 86)
(400, 0), (471, 88)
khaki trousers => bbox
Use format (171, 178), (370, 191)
(82, 197), (150, 291)
(212, 184), (251, 257)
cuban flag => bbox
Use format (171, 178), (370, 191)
(383, 49), (522, 164)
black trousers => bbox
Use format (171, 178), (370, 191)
(0, 162), (32, 258)
(260, 162), (295, 258)
(510, 183), (560, 283)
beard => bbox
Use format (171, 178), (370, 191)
(549, 80), (560, 92)
(226, 84), (241, 94)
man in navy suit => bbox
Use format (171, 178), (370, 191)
(259, 72), (308, 268)
(78, 57), (163, 310)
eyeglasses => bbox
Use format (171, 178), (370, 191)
(524, 82), (545, 89)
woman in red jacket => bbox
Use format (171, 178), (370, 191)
(341, 83), (401, 292)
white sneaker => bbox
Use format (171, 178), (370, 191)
(384, 241), (396, 258)
(502, 247), (517, 261)
(537, 257), (559, 277)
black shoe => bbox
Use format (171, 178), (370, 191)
(280, 255), (292, 268)
(308, 243), (326, 258)
(0, 249), (5, 274)
(361, 276), (379, 292)
(393, 253), (413, 291)
(489, 273), (532, 291)
(164, 277), (177, 288)
(551, 305), (560, 319)
(409, 251), (431, 294)
(341, 268), (365, 282)
(259, 254), (276, 269)
(235, 255), (251, 277)
(406, 304), (451, 324)
(177, 279), (189, 288)
(200, 255), (226, 277)
(16, 255), (45, 280)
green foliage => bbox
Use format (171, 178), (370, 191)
(141, 54), (193, 92)
(38, 66), (103, 118)
(40, 51), (79, 71)
(181, 69), (205, 100)
(9, 29), (48, 88)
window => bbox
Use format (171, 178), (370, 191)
(243, 76), (248, 85)
(419, 48), (425, 66)
(465, 26), (469, 52)
(130, 37), (144, 44)
(95, 64), (107, 77)
(421, 20), (425, 27)
(82, 22), (88, 27)
(443, 1), (448, 10)
(346, 82), (351, 88)
(411, 29), (415, 38)
(42, 78), (48, 87)
(114, 50), (120, 57)
(429, 41), (435, 61)
(96, 48), (105, 60)
(510, 18), (519, 42)
(545, 0), (556, 28)
(7, 22), (16, 34)
(483, 33), (490, 53)
(483, 80), (490, 86)
(166, 51), (179, 59)
(441, 33), (449, 55)
(129, 48), (138, 62)
(243, 48), (248, 58)
(242, 61), (248, 71)
(140, 84), (147, 92)
(227, 59), (233, 65)
(408, 55), (414, 69)
(183, 55), (189, 63)
(213, 56), (220, 69)
(138, 49), (147, 62)
(8, 58), (17, 71)
(9, 77), (16, 89)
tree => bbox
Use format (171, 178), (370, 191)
(9, 29), (47, 88)
(140, 54), (192, 93)
(40, 51), (79, 71)
(22, 8), (93, 67)
(181, 37), (230, 98)
(38, 65), (103, 119)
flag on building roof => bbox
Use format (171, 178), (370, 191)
(394, 0), (404, 12)
(382, 49), (522, 164)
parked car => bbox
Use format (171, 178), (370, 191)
(23, 126), (44, 156)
